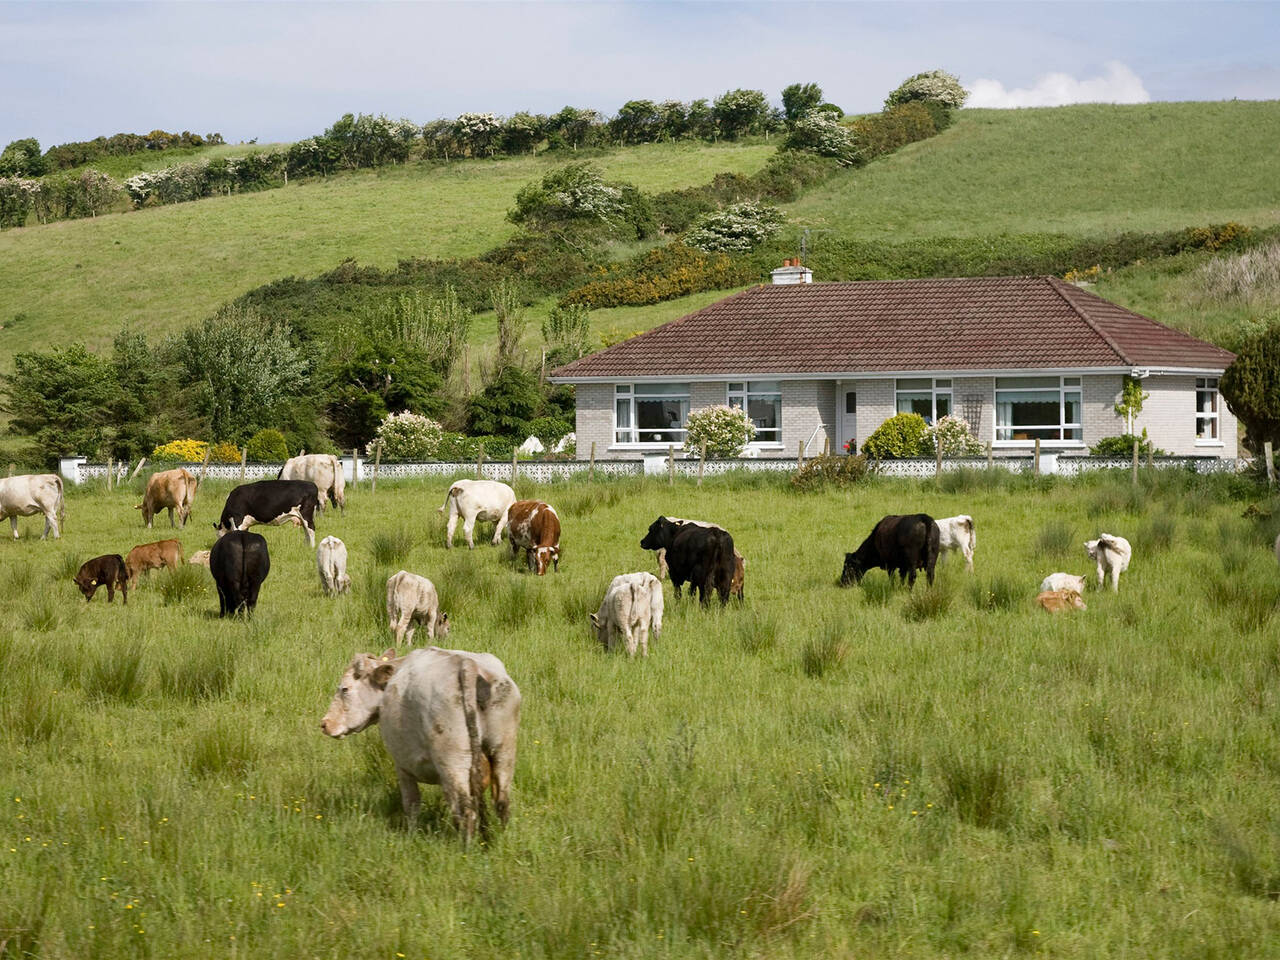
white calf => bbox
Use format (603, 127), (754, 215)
(386, 570), (450, 644)
(1040, 572), (1088, 595)
(591, 572), (663, 657)
(316, 536), (351, 595)
(935, 515), (976, 572)
(437, 479), (516, 549)
(1085, 534), (1132, 592)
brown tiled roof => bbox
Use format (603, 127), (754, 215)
(550, 276), (1235, 379)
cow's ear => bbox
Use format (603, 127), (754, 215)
(439, 613), (449, 624)
(590, 613), (601, 628)
(379, 648), (396, 661)
(371, 662), (395, 690)
(89, 578), (97, 586)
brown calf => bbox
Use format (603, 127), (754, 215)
(1036, 588), (1087, 613)
(730, 551), (746, 601)
(137, 468), (198, 528)
(125, 539), (185, 588)
(507, 500), (561, 575)
(73, 555), (129, 604)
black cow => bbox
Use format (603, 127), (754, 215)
(640, 516), (735, 606)
(72, 554), (129, 604)
(210, 530), (270, 616)
(841, 514), (940, 590)
(215, 480), (319, 547)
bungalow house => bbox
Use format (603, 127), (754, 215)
(549, 268), (1238, 460)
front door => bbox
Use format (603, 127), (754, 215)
(840, 390), (857, 454)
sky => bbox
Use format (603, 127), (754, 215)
(3, 1), (1279, 147)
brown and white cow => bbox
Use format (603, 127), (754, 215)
(125, 538), (184, 588)
(386, 570), (450, 644)
(508, 500), (561, 575)
(0, 473), (64, 540)
(1036, 588), (1087, 613)
(137, 468), (197, 529)
(320, 646), (521, 842)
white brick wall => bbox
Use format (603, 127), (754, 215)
(574, 383), (615, 459)
(1082, 374), (1125, 447)
(851, 378), (894, 452)
(778, 380), (836, 457)
(1139, 374), (1237, 457)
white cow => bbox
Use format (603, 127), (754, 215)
(1085, 534), (1132, 592)
(0, 473), (64, 540)
(320, 646), (521, 842)
(386, 570), (449, 644)
(935, 515), (976, 572)
(437, 479), (516, 549)
(279, 454), (345, 512)
(1040, 572), (1088, 595)
(316, 536), (351, 596)
(591, 572), (664, 657)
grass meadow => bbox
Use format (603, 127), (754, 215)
(3, 467), (1280, 958)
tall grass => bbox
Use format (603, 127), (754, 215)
(370, 529), (416, 566)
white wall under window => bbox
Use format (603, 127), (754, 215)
(614, 383), (690, 445)
(995, 376), (1082, 443)
(727, 380), (782, 444)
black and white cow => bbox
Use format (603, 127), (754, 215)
(639, 516), (735, 606)
(215, 479), (319, 547)
(841, 514), (940, 590)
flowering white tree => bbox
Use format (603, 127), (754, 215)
(928, 414), (984, 456)
(684, 201), (783, 253)
(786, 110), (861, 165)
(885, 70), (969, 110)
(368, 411), (445, 461)
(684, 405), (755, 458)
(454, 113), (504, 157)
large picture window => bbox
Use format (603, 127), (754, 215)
(614, 383), (689, 445)
(896, 378), (951, 424)
(1196, 377), (1219, 441)
(995, 376), (1082, 442)
(727, 381), (782, 443)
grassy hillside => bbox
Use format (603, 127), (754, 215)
(2, 470), (1279, 956)
(785, 101), (1280, 241)
(0, 141), (774, 364)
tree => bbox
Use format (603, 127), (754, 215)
(467, 364), (541, 438)
(502, 112), (546, 155)
(1114, 375), (1150, 434)
(171, 304), (308, 443)
(786, 110), (862, 166)
(547, 107), (603, 150)
(781, 83), (824, 124)
(2, 344), (120, 463)
(612, 100), (661, 144)
(507, 163), (627, 233)
(0, 138), (46, 177)
(542, 303), (591, 367)
(885, 70), (968, 110)
(1220, 320), (1280, 453)
(712, 89), (771, 139)
(491, 278), (528, 369)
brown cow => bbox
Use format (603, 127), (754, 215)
(73, 555), (129, 604)
(1036, 589), (1087, 613)
(507, 500), (560, 575)
(125, 539), (185, 588)
(730, 552), (746, 601)
(137, 468), (198, 528)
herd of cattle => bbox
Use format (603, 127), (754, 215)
(1, 462), (1269, 842)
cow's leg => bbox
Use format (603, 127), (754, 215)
(622, 622), (637, 657)
(490, 744), (516, 826)
(41, 513), (52, 540)
(9, 516), (18, 540)
(395, 767), (423, 825)
(964, 546), (974, 573)
(906, 565), (919, 590)
(106, 581), (115, 603)
(167, 507), (175, 528)
(636, 621), (649, 657)
(445, 505), (458, 549)
(438, 760), (478, 842)
(492, 506), (511, 546)
(244, 579), (262, 612)
(462, 514), (477, 550)
(1109, 565), (1120, 592)
(1096, 559), (1105, 590)
(215, 583), (228, 617)
(403, 618), (417, 646)
(120, 579), (128, 606)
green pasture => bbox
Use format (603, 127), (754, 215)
(3, 468), (1280, 958)
(0, 140), (774, 368)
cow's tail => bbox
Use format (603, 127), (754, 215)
(53, 475), (65, 524)
(457, 656), (488, 836)
(438, 485), (460, 515)
(965, 516), (975, 551)
(332, 455), (346, 510)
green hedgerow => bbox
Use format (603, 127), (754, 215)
(862, 413), (932, 459)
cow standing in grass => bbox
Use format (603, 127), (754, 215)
(841, 514), (940, 590)
(1085, 534), (1132, 592)
(210, 530), (270, 616)
(125, 539), (184, 588)
(280, 454), (345, 513)
(0, 473), (64, 540)
(137, 468), (197, 528)
(73, 555), (128, 603)
(592, 572), (663, 657)
(508, 500), (561, 575)
(639, 516), (736, 606)
(438, 480), (516, 549)
(216, 479), (319, 547)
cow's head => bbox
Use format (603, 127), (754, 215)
(589, 612), (609, 648)
(1084, 539), (1100, 560)
(639, 517), (678, 552)
(434, 612), (450, 637)
(320, 650), (397, 738)
(840, 552), (866, 586)
(531, 544), (560, 576)
(72, 572), (98, 600)
(1065, 590), (1087, 611)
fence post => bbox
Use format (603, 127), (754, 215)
(797, 438), (805, 471)
(589, 441), (596, 481)
(199, 448), (211, 485)
(1033, 438), (1040, 478)
(105, 456), (113, 490)
(128, 457), (147, 482)
(1131, 438), (1139, 486)
(511, 448), (519, 485)
(6, 463), (14, 477)
(697, 439), (707, 486)
(476, 444), (485, 480)
(239, 448), (247, 483)
(1146, 445), (1154, 471)
(1265, 441), (1276, 487)
(667, 444), (675, 486)
(372, 441), (382, 494)
(935, 441), (943, 479)
(822, 437), (830, 457)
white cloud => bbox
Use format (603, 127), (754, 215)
(967, 62), (1151, 108)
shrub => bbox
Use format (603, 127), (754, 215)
(785, 111), (861, 166)
(684, 405), (755, 457)
(861, 413), (932, 459)
(929, 415), (983, 456)
(208, 441), (242, 464)
(508, 163), (627, 232)
(1220, 319), (1280, 454)
(368, 411), (443, 461)
(851, 102), (941, 161)
(884, 69), (968, 110)
(1090, 433), (1165, 457)
(151, 438), (208, 463)
(684, 201), (784, 253)
(712, 89), (772, 139)
(468, 366), (542, 439)
(435, 431), (484, 461)
(560, 242), (748, 309)
(791, 454), (870, 490)
(245, 428), (289, 463)
(529, 416), (572, 447)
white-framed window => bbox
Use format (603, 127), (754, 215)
(614, 383), (690, 445)
(895, 378), (952, 424)
(727, 381), (782, 444)
(995, 376), (1082, 442)
(1196, 377), (1219, 441)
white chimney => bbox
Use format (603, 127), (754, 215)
(770, 258), (812, 285)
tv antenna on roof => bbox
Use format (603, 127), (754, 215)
(798, 227), (831, 266)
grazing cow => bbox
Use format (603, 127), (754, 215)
(209, 530), (270, 616)
(841, 514), (941, 590)
(215, 479), (318, 547)
(1085, 534), (1132, 592)
(639, 516), (735, 606)
(730, 552), (746, 601)
(279, 454), (345, 513)
(73, 554), (128, 604)
(1037, 589), (1087, 613)
(188, 549), (212, 566)
(592, 572), (664, 657)
(136, 468), (197, 528)
(0, 473), (64, 540)
(125, 539), (184, 588)
(507, 500), (561, 575)
(316, 536), (351, 596)
(646, 518), (747, 595)
(1040, 572), (1088, 595)
(386, 570), (450, 644)
(320, 645), (521, 842)
(935, 515), (976, 572)
(437, 479), (516, 549)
